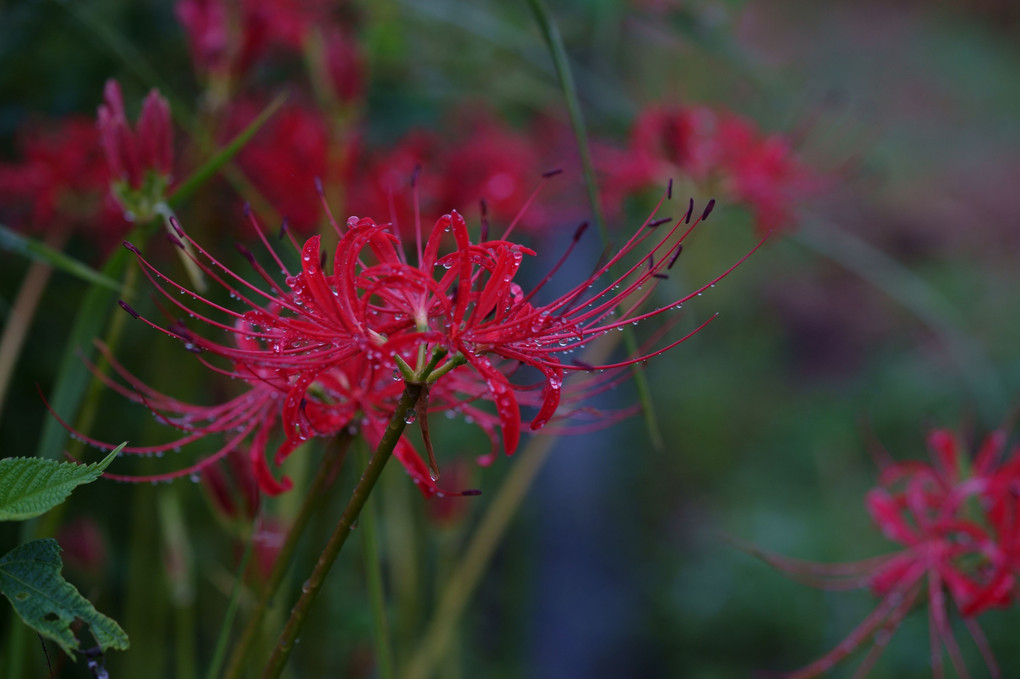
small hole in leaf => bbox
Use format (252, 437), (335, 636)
(43, 612), (59, 622)
(14, 592), (29, 601)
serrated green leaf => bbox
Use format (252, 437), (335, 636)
(0, 224), (123, 291)
(0, 539), (129, 657)
(0, 445), (124, 522)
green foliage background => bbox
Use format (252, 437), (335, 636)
(2, 0), (1020, 677)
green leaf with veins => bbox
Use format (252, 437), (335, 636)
(0, 539), (129, 656)
(0, 445), (123, 521)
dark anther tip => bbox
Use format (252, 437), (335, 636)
(541, 168), (564, 178)
(462, 489), (483, 497)
(646, 217), (672, 228)
(278, 219), (290, 240)
(242, 202), (252, 218)
(118, 300), (140, 319)
(700, 198), (716, 222)
(572, 358), (596, 370)
(166, 233), (185, 249)
(319, 250), (327, 268)
(411, 164), (422, 187)
(667, 178), (674, 199)
(653, 273), (669, 280)
(479, 198), (488, 216)
(122, 240), (140, 254)
(667, 244), (684, 270)
(314, 177), (324, 194)
(168, 216), (184, 237)
(235, 243), (255, 263)
(573, 221), (590, 241)
(684, 197), (694, 224)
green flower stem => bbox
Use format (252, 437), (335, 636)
(525, 0), (663, 451)
(222, 433), (353, 679)
(403, 433), (558, 679)
(794, 213), (1005, 421)
(359, 441), (396, 679)
(259, 381), (425, 679)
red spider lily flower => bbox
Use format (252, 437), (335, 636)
(227, 101), (337, 233)
(96, 80), (174, 221)
(0, 117), (124, 241)
(347, 131), (441, 231)
(601, 104), (817, 234)
(440, 112), (544, 224)
(63, 182), (757, 498)
(348, 114), (544, 233)
(752, 429), (1018, 679)
(175, 0), (329, 81)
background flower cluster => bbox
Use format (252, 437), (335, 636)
(1, 0), (1020, 677)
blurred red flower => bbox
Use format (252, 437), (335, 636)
(755, 429), (1017, 678)
(175, 0), (329, 80)
(0, 116), (122, 240)
(602, 104), (817, 233)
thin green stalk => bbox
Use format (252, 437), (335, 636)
(359, 441), (396, 679)
(159, 486), (197, 679)
(403, 434), (558, 679)
(525, 0), (663, 450)
(168, 93), (288, 208)
(794, 213), (1005, 421)
(524, 0), (604, 241)
(0, 258), (54, 420)
(204, 518), (259, 679)
(0, 225), (120, 291)
(260, 382), (425, 679)
(222, 434), (352, 679)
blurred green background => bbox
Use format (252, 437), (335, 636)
(2, 0), (1020, 677)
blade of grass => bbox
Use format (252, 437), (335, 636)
(32, 241), (134, 464)
(0, 259), (54, 421)
(222, 436), (352, 679)
(167, 92), (288, 208)
(0, 225), (122, 291)
(404, 332), (621, 679)
(204, 518), (258, 679)
(525, 0), (663, 450)
(359, 440), (395, 679)
(404, 434), (557, 679)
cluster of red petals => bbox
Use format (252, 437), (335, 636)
(97, 80), (173, 194)
(0, 116), (123, 240)
(601, 104), (817, 233)
(227, 102), (337, 233)
(762, 429), (1020, 679)
(77, 190), (755, 501)
(228, 105), (544, 235)
(175, 0), (359, 91)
